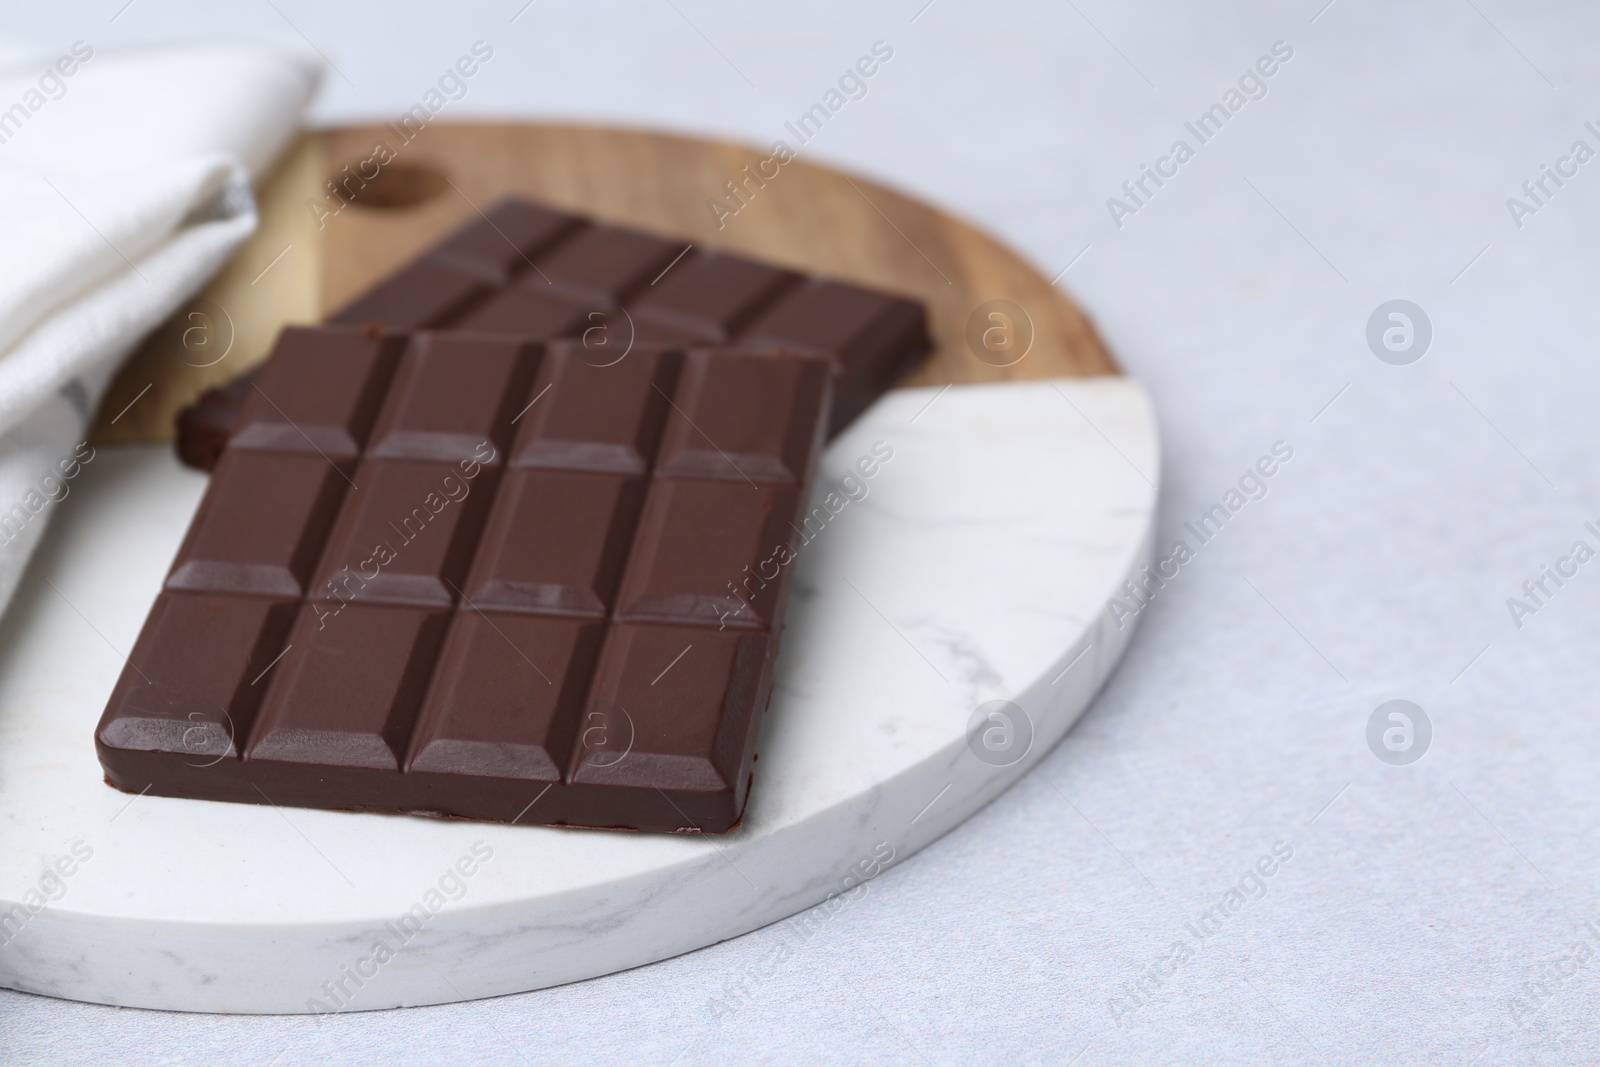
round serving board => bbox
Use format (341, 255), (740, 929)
(1, 125), (1156, 1013)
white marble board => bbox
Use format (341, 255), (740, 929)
(0, 376), (1156, 1013)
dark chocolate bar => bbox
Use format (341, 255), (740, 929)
(174, 197), (929, 468)
(175, 370), (257, 471)
(99, 324), (832, 833)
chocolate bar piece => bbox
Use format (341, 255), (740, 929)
(173, 198), (929, 469)
(175, 370), (258, 471)
(99, 325), (832, 832)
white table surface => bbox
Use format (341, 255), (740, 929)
(4, 2), (1600, 1064)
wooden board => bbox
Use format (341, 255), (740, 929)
(93, 123), (1117, 445)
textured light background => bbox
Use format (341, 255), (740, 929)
(4, 1), (1600, 1064)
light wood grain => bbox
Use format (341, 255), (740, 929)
(94, 123), (1116, 443)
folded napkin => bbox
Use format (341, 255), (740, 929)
(0, 39), (318, 617)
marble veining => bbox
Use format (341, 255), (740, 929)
(0, 377), (1157, 1013)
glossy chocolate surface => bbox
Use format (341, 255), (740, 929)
(100, 325), (832, 832)
(174, 197), (929, 469)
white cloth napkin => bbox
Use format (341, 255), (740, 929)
(0, 39), (318, 616)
